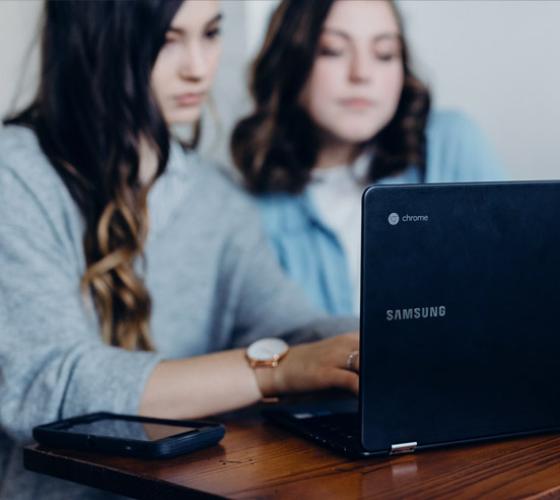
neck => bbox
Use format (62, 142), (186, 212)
(139, 139), (159, 185)
(314, 137), (359, 170)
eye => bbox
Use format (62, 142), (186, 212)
(319, 46), (344, 57)
(164, 33), (181, 46)
(373, 36), (402, 62)
(205, 27), (221, 40)
(376, 52), (399, 62)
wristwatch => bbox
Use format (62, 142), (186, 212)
(245, 338), (289, 368)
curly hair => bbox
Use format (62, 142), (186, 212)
(4, 0), (184, 350)
(231, 0), (431, 194)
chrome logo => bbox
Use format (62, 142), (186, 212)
(388, 212), (400, 225)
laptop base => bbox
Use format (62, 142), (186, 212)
(263, 399), (382, 458)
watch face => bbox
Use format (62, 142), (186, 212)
(247, 338), (289, 362)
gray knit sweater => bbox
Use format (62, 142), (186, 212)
(0, 126), (357, 499)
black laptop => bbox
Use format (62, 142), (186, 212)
(264, 181), (560, 457)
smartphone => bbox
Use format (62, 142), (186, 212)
(33, 412), (225, 459)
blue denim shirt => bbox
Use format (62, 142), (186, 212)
(256, 111), (507, 315)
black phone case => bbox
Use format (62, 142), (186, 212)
(33, 412), (225, 459)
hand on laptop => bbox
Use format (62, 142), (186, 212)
(255, 332), (359, 397)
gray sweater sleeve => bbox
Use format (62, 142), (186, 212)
(223, 197), (359, 348)
(0, 164), (162, 444)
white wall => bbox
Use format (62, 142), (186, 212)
(0, 0), (42, 120)
(1, 0), (559, 180)
(397, 0), (560, 180)
(198, 1), (250, 159)
(244, 0), (279, 57)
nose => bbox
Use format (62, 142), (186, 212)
(178, 41), (207, 82)
(349, 48), (372, 84)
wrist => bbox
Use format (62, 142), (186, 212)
(253, 365), (277, 398)
(245, 338), (289, 399)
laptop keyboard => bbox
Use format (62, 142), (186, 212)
(292, 412), (362, 446)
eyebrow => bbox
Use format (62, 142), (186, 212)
(168, 13), (223, 35)
(322, 28), (400, 43)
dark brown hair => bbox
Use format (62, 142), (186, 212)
(4, 0), (184, 350)
(231, 0), (431, 194)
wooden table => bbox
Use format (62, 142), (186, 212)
(24, 407), (560, 499)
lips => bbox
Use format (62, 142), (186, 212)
(174, 92), (205, 106)
(339, 98), (375, 110)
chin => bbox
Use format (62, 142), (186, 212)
(165, 107), (202, 125)
(332, 128), (381, 144)
(332, 118), (390, 144)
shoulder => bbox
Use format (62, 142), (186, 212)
(0, 126), (77, 232)
(254, 190), (310, 234)
(189, 151), (307, 230)
(426, 109), (482, 144)
(257, 191), (303, 215)
(425, 110), (506, 182)
(0, 125), (59, 182)
(187, 151), (263, 222)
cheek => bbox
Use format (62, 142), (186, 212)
(151, 56), (175, 101)
(151, 59), (181, 125)
(310, 62), (345, 98)
(381, 66), (405, 110)
(204, 43), (223, 84)
(302, 62), (346, 121)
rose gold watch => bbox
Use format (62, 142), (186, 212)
(245, 338), (289, 368)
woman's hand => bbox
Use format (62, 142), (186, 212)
(141, 333), (359, 420)
(255, 332), (359, 398)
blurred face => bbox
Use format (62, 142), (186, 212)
(300, 0), (404, 145)
(151, 0), (222, 125)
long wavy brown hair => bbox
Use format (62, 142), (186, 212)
(231, 0), (431, 194)
(4, 0), (185, 350)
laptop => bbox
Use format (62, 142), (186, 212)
(264, 181), (560, 457)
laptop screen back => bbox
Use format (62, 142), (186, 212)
(360, 182), (560, 452)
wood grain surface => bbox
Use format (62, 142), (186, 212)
(24, 409), (560, 499)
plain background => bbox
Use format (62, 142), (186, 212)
(1, 0), (559, 180)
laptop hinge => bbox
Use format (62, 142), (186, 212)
(390, 441), (417, 455)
